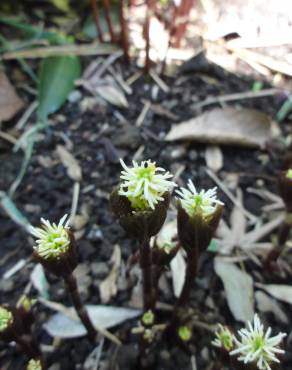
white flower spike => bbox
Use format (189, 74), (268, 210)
(118, 159), (176, 210)
(212, 324), (234, 351)
(230, 314), (286, 370)
(29, 214), (71, 260)
(176, 179), (223, 218)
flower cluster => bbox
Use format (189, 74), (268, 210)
(29, 214), (70, 260)
(27, 359), (42, 370)
(176, 179), (223, 219)
(0, 306), (13, 332)
(118, 159), (176, 210)
(212, 324), (234, 351)
(213, 315), (286, 370)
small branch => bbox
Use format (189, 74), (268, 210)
(102, 0), (117, 44)
(172, 0), (194, 48)
(64, 273), (97, 343)
(90, 0), (104, 42)
(119, 0), (130, 63)
(144, 0), (155, 72)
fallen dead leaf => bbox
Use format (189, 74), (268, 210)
(0, 72), (24, 122)
(165, 107), (272, 148)
(214, 257), (254, 322)
(255, 290), (288, 324)
(44, 305), (141, 338)
(256, 283), (292, 305)
(95, 84), (128, 108)
(56, 145), (82, 181)
(99, 245), (121, 303)
(205, 145), (223, 172)
(170, 249), (186, 298)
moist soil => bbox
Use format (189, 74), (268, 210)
(1, 56), (292, 370)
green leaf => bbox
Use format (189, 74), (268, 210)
(38, 56), (81, 121)
(0, 194), (31, 230)
(276, 96), (292, 122)
(51, 0), (72, 13)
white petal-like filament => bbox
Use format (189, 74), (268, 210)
(29, 215), (71, 260)
(118, 159), (176, 210)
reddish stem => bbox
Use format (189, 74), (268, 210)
(102, 0), (117, 44)
(119, 0), (130, 63)
(172, 0), (194, 48)
(64, 273), (97, 343)
(144, 0), (155, 72)
(90, 0), (104, 42)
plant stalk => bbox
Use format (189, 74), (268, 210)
(90, 0), (104, 42)
(172, 0), (194, 48)
(101, 0), (117, 44)
(119, 0), (130, 63)
(168, 249), (198, 336)
(64, 273), (97, 343)
(14, 333), (41, 359)
(139, 237), (154, 312)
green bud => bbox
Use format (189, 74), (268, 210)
(142, 310), (155, 326)
(178, 326), (191, 342)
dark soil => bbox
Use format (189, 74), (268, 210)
(1, 55), (292, 370)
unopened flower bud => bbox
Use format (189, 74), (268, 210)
(142, 310), (155, 326)
(178, 326), (191, 342)
(0, 306), (14, 341)
(27, 359), (42, 370)
(212, 324), (235, 352)
(16, 295), (36, 332)
(29, 215), (77, 277)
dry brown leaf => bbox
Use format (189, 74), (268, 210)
(205, 145), (223, 172)
(95, 84), (128, 108)
(255, 290), (288, 324)
(56, 145), (82, 181)
(214, 257), (254, 322)
(165, 108), (272, 148)
(229, 189), (246, 246)
(0, 72), (24, 122)
(99, 245), (121, 304)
